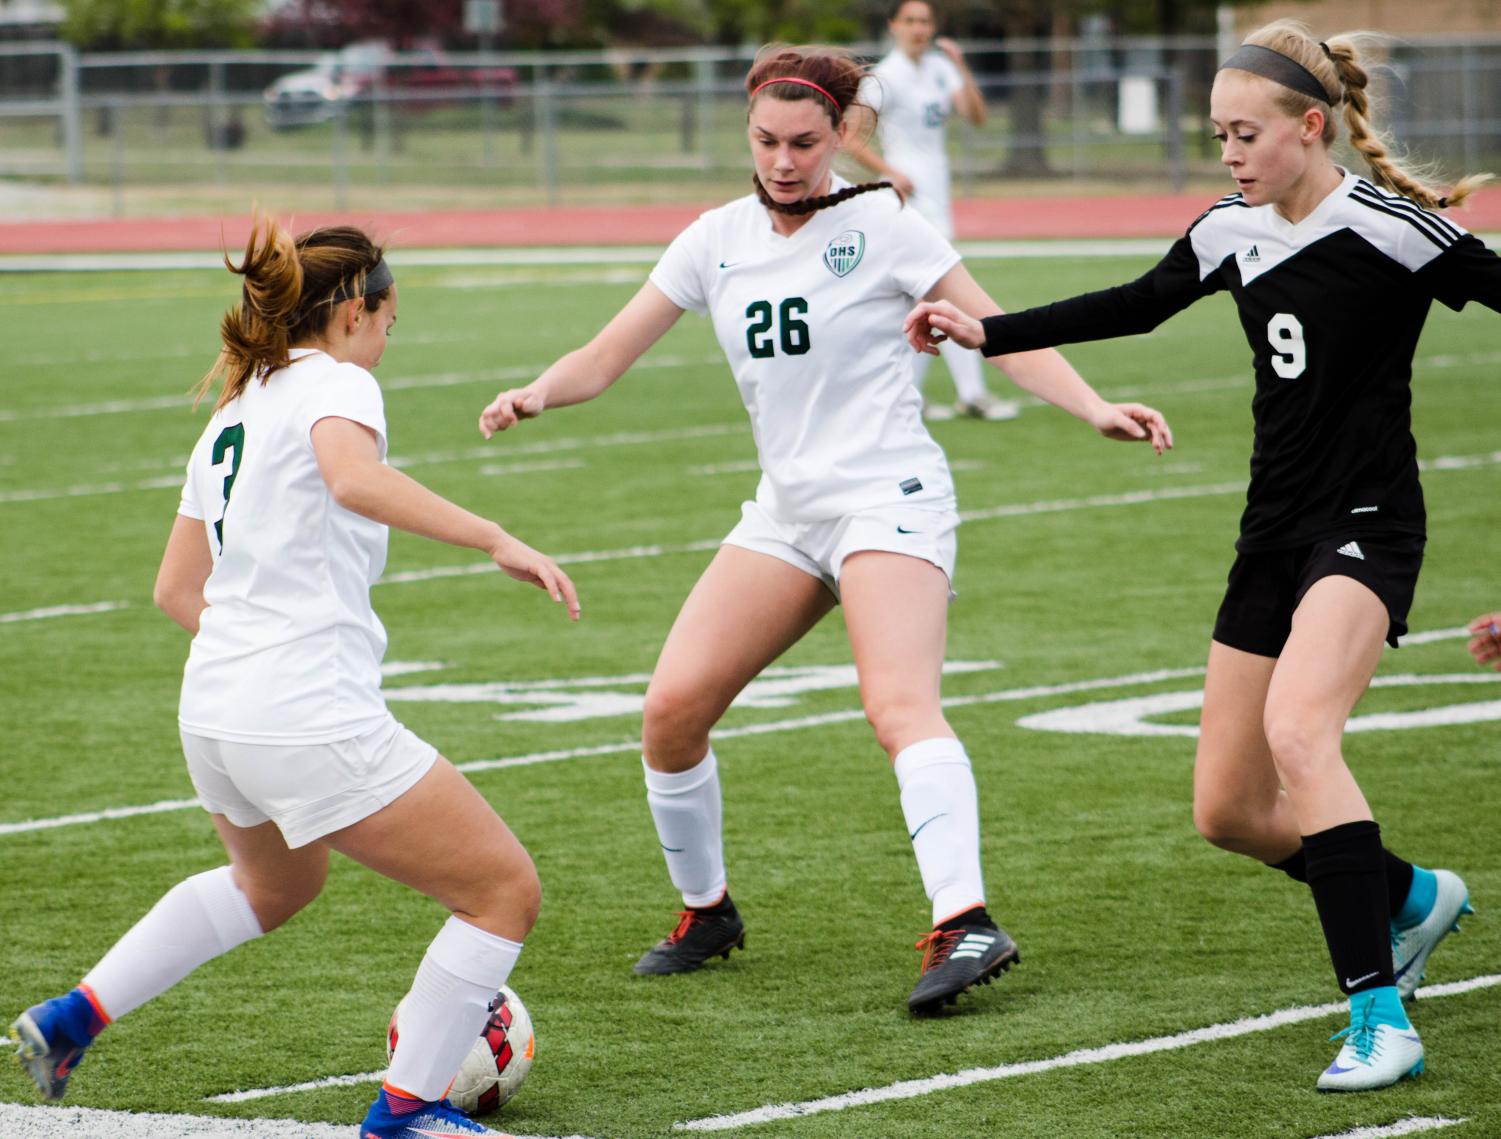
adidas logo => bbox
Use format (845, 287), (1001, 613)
(1336, 541), (1365, 561)
(951, 933), (996, 960)
(1243, 244), (1261, 263)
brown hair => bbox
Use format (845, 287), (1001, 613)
(1234, 21), (1491, 210)
(745, 44), (896, 217)
(195, 214), (390, 411)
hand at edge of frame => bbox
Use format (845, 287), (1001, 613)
(1466, 612), (1501, 669)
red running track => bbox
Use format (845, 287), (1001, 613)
(3, 191), (1500, 254)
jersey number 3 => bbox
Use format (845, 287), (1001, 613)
(746, 298), (811, 359)
(211, 423), (245, 551)
(1267, 313), (1306, 380)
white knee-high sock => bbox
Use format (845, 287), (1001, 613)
(81, 866), (263, 1020)
(895, 737), (986, 925)
(643, 749), (726, 907)
(940, 337), (989, 404)
(387, 916), (523, 1102)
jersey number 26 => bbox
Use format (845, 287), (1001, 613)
(746, 298), (811, 359)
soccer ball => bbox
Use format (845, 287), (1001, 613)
(386, 985), (535, 1115)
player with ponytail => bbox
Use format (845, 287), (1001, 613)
(12, 215), (578, 1138)
(479, 44), (1170, 1015)
(906, 20), (1497, 1087)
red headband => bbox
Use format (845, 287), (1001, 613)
(750, 76), (840, 108)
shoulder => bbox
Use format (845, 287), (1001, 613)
(1342, 177), (1469, 254)
(683, 194), (759, 239)
(1186, 190), (1252, 235)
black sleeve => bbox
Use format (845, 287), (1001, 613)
(980, 236), (1224, 356)
(1420, 233), (1501, 314)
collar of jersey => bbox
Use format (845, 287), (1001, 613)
(1265, 166), (1357, 235)
(763, 174), (852, 242)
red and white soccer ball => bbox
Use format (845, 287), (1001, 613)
(387, 985), (535, 1115)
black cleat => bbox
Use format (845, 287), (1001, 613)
(907, 923), (1019, 1015)
(633, 901), (746, 975)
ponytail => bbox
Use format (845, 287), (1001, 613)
(1236, 21), (1492, 210)
(196, 213), (390, 412)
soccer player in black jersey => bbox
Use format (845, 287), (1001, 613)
(904, 20), (1496, 1090)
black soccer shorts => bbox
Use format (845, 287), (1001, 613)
(1211, 534), (1425, 658)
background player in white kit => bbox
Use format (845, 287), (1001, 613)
(906, 21), (1494, 1085)
(10, 218), (579, 1139)
(845, 0), (1017, 422)
(479, 44), (1170, 1015)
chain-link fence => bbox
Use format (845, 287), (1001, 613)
(2, 36), (1498, 216)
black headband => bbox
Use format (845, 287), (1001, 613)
(1218, 43), (1335, 105)
(333, 258), (394, 301)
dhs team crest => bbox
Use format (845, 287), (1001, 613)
(823, 230), (865, 278)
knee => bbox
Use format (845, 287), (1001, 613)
(491, 848), (541, 938)
(642, 680), (711, 767)
(1192, 791), (1256, 853)
(238, 863), (327, 933)
(1261, 708), (1332, 788)
(862, 692), (941, 757)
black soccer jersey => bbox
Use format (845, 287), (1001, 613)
(980, 171), (1501, 551)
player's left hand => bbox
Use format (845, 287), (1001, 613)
(1092, 402), (1173, 455)
(935, 37), (964, 62)
(1466, 613), (1501, 670)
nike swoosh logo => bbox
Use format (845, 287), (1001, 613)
(909, 812), (946, 840)
(896, 526), (920, 534)
(1345, 971), (1380, 988)
(1325, 1062), (1358, 1074)
(660, 843), (684, 853)
(718, 260), (739, 269)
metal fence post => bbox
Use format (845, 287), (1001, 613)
(60, 43), (83, 184)
(694, 55), (713, 170)
(333, 102), (349, 210)
(110, 100), (125, 217)
(534, 67), (559, 205)
(1166, 68), (1185, 193)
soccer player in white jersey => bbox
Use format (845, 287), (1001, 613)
(9, 217), (579, 1138)
(478, 44), (1170, 1015)
(906, 20), (1496, 1084)
(845, 0), (1017, 423)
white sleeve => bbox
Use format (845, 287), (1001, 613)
(935, 54), (965, 94)
(648, 217), (711, 315)
(857, 73), (885, 117)
(177, 451), (204, 520)
(888, 205), (962, 299)
(301, 364), (388, 456)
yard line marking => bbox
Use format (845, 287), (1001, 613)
(0, 601), (127, 624)
(478, 457), (586, 477)
(673, 974), (1501, 1131)
(0, 1103), (599, 1139)
(1308, 1117), (1470, 1139)
(205, 1069), (384, 1102)
(0, 797), (199, 837)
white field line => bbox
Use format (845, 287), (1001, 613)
(0, 601), (128, 624)
(205, 1070), (384, 1103)
(1309, 1118), (1470, 1139)
(478, 458), (586, 477)
(0, 1103), (598, 1139)
(673, 975), (1501, 1132)
(0, 664), (1204, 836)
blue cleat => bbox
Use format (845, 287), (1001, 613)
(360, 1086), (514, 1138)
(1316, 989), (1424, 1092)
(10, 989), (105, 1102)
(1392, 868), (1474, 1000)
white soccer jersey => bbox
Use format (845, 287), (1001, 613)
(649, 181), (961, 523)
(860, 50), (966, 235)
(176, 349), (392, 744)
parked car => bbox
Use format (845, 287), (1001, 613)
(263, 42), (519, 130)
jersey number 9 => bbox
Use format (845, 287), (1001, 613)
(1266, 313), (1306, 380)
(746, 298), (811, 359)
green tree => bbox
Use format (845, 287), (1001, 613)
(59, 0), (262, 49)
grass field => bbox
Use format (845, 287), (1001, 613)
(0, 251), (1498, 1139)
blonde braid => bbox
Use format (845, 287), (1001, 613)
(1321, 32), (1491, 209)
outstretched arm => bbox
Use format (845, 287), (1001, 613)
(479, 281), (685, 437)
(314, 416), (580, 620)
(923, 263), (1173, 453)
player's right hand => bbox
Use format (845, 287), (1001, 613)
(903, 300), (985, 355)
(489, 531), (581, 621)
(479, 387), (545, 438)
(887, 169), (916, 197)
(1466, 613), (1501, 670)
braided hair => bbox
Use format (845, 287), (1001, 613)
(1237, 21), (1491, 210)
(745, 44), (899, 216)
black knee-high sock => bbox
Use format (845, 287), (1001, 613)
(1270, 847), (1415, 917)
(1302, 821), (1395, 995)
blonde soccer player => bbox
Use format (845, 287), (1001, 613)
(9, 218), (578, 1138)
(844, 0), (1017, 422)
(478, 44), (1170, 1015)
(906, 21), (1495, 1084)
